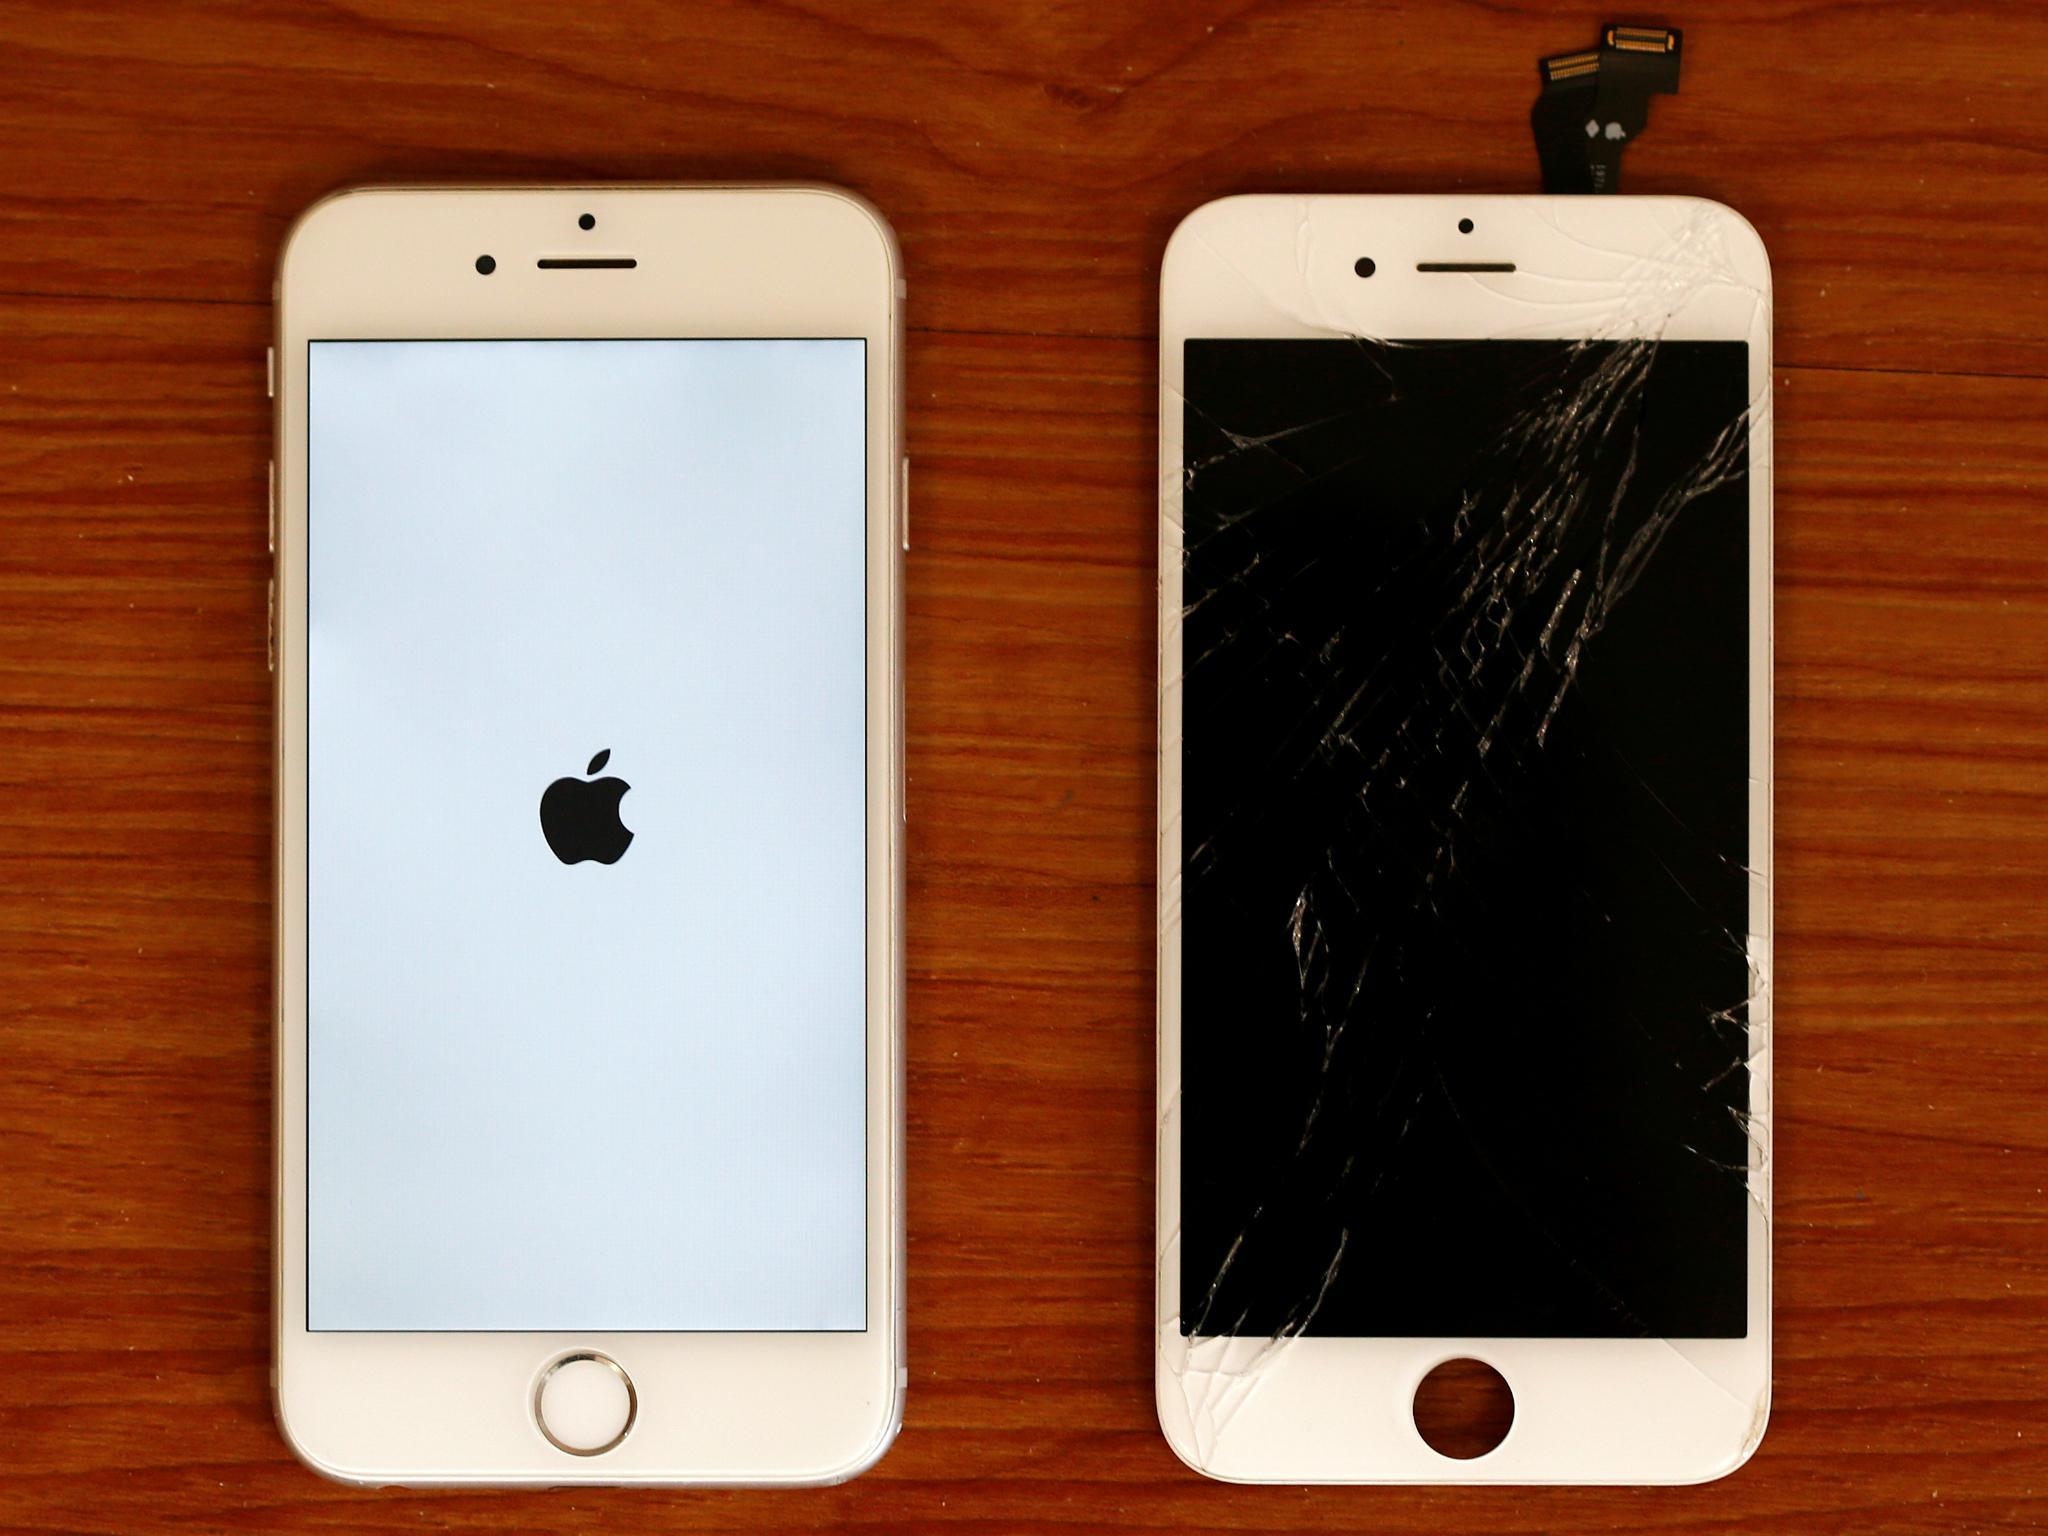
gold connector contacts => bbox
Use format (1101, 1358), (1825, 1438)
(1606, 25), (1676, 53)
(1544, 51), (1602, 82)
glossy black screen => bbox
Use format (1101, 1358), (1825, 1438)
(1178, 338), (1752, 1339)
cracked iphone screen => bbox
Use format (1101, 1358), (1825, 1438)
(1179, 338), (1751, 1339)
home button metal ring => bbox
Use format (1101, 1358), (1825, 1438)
(533, 1352), (637, 1456)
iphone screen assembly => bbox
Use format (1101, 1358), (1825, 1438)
(1157, 196), (1772, 1483)
(273, 187), (904, 1485)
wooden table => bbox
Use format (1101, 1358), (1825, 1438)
(2, 3), (2043, 1531)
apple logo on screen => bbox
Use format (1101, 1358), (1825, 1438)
(539, 749), (634, 865)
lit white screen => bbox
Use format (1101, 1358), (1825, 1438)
(306, 340), (867, 1331)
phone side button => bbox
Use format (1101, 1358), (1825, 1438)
(265, 577), (275, 673)
(900, 455), (910, 552)
(265, 345), (274, 400)
(267, 459), (276, 554)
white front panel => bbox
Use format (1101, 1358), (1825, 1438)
(1156, 195), (1773, 1485)
(274, 185), (903, 1486)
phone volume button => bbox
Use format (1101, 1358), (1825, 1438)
(266, 577), (275, 673)
(267, 459), (276, 554)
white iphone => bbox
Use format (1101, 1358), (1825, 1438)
(1156, 195), (1772, 1483)
(272, 186), (904, 1485)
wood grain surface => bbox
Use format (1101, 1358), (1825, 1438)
(2, 2), (2044, 1532)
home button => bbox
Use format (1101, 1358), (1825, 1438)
(534, 1352), (636, 1456)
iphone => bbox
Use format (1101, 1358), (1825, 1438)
(272, 186), (904, 1485)
(1157, 195), (1772, 1482)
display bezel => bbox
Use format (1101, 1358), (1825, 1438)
(274, 185), (903, 1485)
(1156, 194), (1773, 1484)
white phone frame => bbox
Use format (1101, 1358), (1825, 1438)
(273, 185), (905, 1486)
(1156, 195), (1773, 1484)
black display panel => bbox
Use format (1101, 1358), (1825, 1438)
(1178, 338), (1752, 1339)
